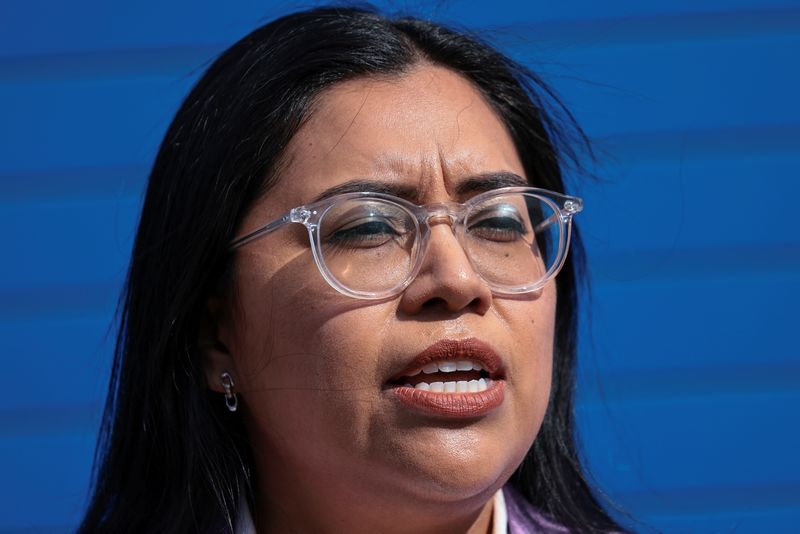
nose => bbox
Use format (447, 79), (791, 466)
(397, 222), (493, 315)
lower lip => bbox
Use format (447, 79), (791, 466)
(389, 380), (505, 418)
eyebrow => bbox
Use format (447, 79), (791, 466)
(454, 172), (528, 195)
(311, 171), (528, 204)
(312, 180), (419, 203)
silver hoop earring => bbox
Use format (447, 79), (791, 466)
(220, 372), (238, 412)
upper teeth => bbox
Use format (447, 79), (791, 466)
(407, 360), (485, 376)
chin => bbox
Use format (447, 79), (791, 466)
(369, 426), (530, 505)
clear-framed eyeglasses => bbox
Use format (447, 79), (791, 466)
(229, 186), (583, 300)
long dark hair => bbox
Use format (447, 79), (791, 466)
(79, 6), (624, 533)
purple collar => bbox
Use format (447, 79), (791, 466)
(503, 485), (571, 533)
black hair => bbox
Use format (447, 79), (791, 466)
(79, 5), (626, 533)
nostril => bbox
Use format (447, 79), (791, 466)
(420, 296), (449, 311)
(465, 296), (488, 313)
(420, 295), (486, 313)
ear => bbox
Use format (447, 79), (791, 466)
(200, 296), (236, 394)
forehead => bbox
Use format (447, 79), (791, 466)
(252, 64), (526, 218)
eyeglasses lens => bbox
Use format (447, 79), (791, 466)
(464, 193), (557, 289)
(318, 199), (418, 294)
(317, 193), (560, 295)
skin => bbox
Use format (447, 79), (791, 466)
(205, 64), (556, 534)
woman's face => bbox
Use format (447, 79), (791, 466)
(209, 64), (556, 526)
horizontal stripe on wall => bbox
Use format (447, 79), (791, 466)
(3, 359), (798, 435)
(2, 26), (799, 171)
(2, 243), (798, 318)
(3, 7), (800, 83)
(2, 390), (797, 528)
(2, 1), (798, 57)
(2, 123), (797, 201)
(578, 391), (800, 492)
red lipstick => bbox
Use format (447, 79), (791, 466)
(387, 338), (506, 418)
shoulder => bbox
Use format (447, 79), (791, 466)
(502, 485), (571, 534)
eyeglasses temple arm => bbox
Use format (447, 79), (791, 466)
(532, 202), (582, 233)
(229, 213), (293, 250)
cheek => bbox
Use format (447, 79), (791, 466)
(504, 288), (556, 439)
(229, 268), (389, 453)
(519, 343), (553, 436)
(227, 248), (330, 378)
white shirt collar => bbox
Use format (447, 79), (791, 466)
(492, 488), (508, 534)
(236, 489), (508, 533)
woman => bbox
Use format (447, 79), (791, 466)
(79, 6), (627, 533)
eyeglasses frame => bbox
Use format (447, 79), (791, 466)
(229, 186), (583, 300)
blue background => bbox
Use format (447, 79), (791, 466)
(1, 1), (799, 532)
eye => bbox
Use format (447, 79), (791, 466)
(325, 217), (404, 247)
(319, 199), (416, 254)
(467, 205), (529, 242)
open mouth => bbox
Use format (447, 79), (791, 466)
(389, 360), (496, 393)
(385, 338), (507, 418)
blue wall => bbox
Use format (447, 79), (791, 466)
(1, 1), (798, 532)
